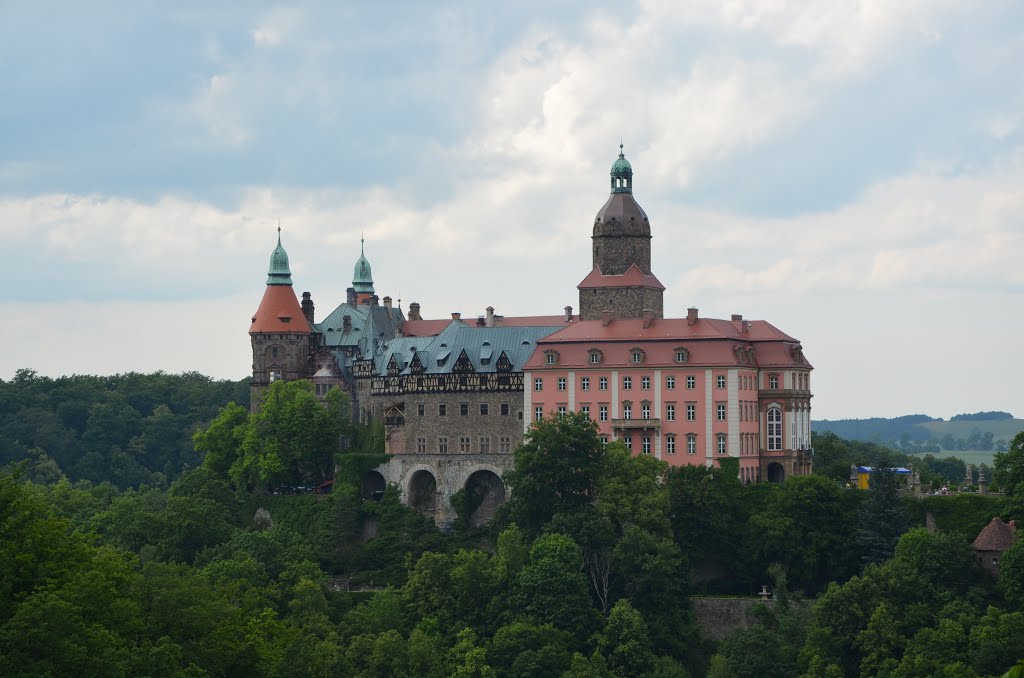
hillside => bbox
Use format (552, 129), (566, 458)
(813, 411), (1023, 455)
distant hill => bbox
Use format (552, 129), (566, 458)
(813, 411), (1022, 454)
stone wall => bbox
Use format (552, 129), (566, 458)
(593, 231), (652, 275)
(379, 391), (526, 457)
(691, 597), (774, 641)
(579, 285), (664, 321)
(250, 333), (314, 408)
(375, 452), (513, 527)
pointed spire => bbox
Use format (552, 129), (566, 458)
(267, 226), (293, 286)
(352, 234), (375, 294)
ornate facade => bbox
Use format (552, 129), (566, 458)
(249, 147), (814, 525)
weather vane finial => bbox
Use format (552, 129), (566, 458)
(619, 138), (624, 157)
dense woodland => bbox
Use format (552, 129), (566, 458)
(814, 412), (1021, 454)
(2, 373), (1024, 676)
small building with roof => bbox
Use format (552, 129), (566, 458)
(972, 517), (1018, 576)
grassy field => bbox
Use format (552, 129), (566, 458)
(919, 418), (1024, 441)
(911, 449), (998, 468)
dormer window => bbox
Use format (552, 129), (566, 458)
(631, 348), (645, 364)
(544, 350), (559, 366)
(588, 349), (603, 365)
(674, 348), (689, 363)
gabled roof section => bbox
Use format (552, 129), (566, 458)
(973, 517), (1017, 552)
(371, 322), (564, 377)
(577, 263), (665, 291)
(250, 285), (312, 334)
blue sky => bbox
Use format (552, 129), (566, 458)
(2, 1), (1022, 419)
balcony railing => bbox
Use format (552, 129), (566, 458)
(611, 418), (661, 430)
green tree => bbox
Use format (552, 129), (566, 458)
(502, 412), (603, 535)
(993, 432), (1024, 497)
(597, 600), (655, 678)
(857, 467), (909, 565)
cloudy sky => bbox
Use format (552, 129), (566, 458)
(2, 1), (1022, 420)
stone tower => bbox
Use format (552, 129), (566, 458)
(578, 145), (665, 321)
(249, 228), (314, 408)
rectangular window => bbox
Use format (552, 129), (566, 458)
(623, 376), (632, 390)
(632, 352), (643, 364)
(480, 403), (489, 415)
(599, 405), (608, 422)
(717, 404), (726, 421)
(666, 376), (675, 389)
(480, 437), (490, 453)
(624, 435), (633, 450)
(417, 403), (425, 416)
(499, 436), (511, 453)
(676, 350), (687, 363)
(269, 370), (281, 382)
(590, 352), (600, 364)
(534, 406), (543, 422)
(459, 436), (471, 453)
(581, 405), (590, 417)
(558, 405), (567, 417)
(438, 437), (448, 454)
(687, 435), (697, 454)
(769, 375), (779, 389)
(599, 377), (608, 390)
(717, 375), (726, 389)
(686, 375), (696, 389)
(666, 404), (675, 422)
(416, 437), (427, 453)
(460, 402), (469, 416)
(718, 434), (727, 454)
(535, 378), (543, 391)
(557, 377), (566, 391)
(642, 436), (651, 454)
(622, 403), (632, 419)
(546, 353), (555, 365)
(768, 408), (782, 451)
(686, 404), (696, 421)
(581, 377), (590, 391)
(641, 376), (650, 390)
(438, 403), (447, 416)
(641, 403), (650, 419)
(600, 435), (609, 447)
(666, 434), (676, 455)
(501, 403), (510, 416)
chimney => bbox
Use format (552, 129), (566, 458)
(642, 309), (655, 328)
(486, 306), (495, 327)
(601, 310), (613, 326)
(370, 295), (379, 306)
(383, 296), (392, 310)
(346, 287), (357, 306)
(301, 292), (315, 323)
(687, 307), (699, 326)
(342, 315), (352, 332)
(408, 302), (421, 321)
(451, 312), (461, 320)
(731, 313), (746, 334)
(564, 305), (573, 322)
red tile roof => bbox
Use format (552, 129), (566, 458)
(400, 319), (454, 336)
(577, 264), (665, 291)
(523, 316), (808, 370)
(250, 285), (312, 334)
(972, 517), (1017, 552)
(495, 315), (575, 326)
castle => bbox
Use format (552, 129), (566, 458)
(250, 147), (814, 526)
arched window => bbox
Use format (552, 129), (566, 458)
(767, 407), (782, 451)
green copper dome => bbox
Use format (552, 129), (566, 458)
(352, 236), (374, 294)
(267, 227), (293, 285)
(610, 143), (633, 194)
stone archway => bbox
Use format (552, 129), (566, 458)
(408, 469), (438, 516)
(361, 470), (386, 501)
(464, 469), (507, 527)
(767, 462), (785, 484)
